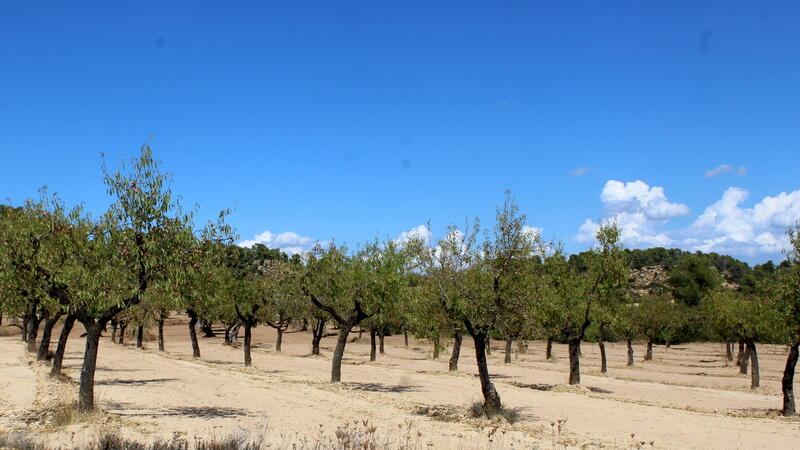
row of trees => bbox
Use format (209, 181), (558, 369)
(2, 147), (800, 418)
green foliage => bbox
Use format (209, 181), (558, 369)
(668, 254), (721, 307)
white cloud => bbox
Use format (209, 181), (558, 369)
(394, 224), (432, 247)
(705, 164), (747, 178)
(238, 230), (318, 255)
(569, 167), (594, 176)
(577, 180), (800, 259)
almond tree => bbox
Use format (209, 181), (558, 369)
(304, 240), (408, 382)
(777, 224), (800, 415)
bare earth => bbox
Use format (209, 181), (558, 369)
(1, 315), (799, 449)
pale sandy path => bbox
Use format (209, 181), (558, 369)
(2, 317), (800, 449)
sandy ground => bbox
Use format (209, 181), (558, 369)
(2, 315), (800, 449)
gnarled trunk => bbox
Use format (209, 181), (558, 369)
(504, 337), (513, 364)
(626, 338), (634, 366)
(330, 324), (352, 382)
(188, 310), (200, 358)
(568, 338), (581, 385)
(50, 314), (76, 377)
(449, 329), (462, 371)
(546, 337), (553, 360)
(243, 323), (252, 366)
(472, 331), (502, 414)
(747, 340), (759, 388)
(782, 342), (799, 416)
(311, 318), (326, 355)
(37, 313), (62, 361)
(78, 321), (102, 411)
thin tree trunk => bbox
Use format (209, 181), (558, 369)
(330, 323), (351, 382)
(276, 327), (284, 352)
(546, 337), (553, 360)
(726, 342), (733, 362)
(748, 340), (760, 388)
(78, 321), (102, 411)
(449, 329), (462, 371)
(37, 313), (61, 361)
(486, 336), (492, 355)
(136, 324), (144, 348)
(243, 323), (252, 366)
(599, 339), (607, 373)
(50, 314), (76, 377)
(202, 319), (215, 337)
(157, 318), (165, 351)
(568, 338), (581, 385)
(432, 334), (440, 359)
(404, 330), (409, 347)
(645, 340), (653, 361)
(379, 330), (385, 355)
(357, 327), (363, 341)
(110, 320), (118, 343)
(626, 338), (634, 366)
(782, 342), (799, 417)
(472, 331), (502, 414)
(188, 311), (200, 358)
(300, 318), (308, 332)
(230, 323), (241, 344)
(504, 337), (513, 364)
(224, 324), (232, 345)
(369, 328), (377, 361)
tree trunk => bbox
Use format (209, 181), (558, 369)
(645, 339), (653, 361)
(311, 318), (325, 355)
(369, 328), (377, 362)
(568, 338), (581, 385)
(300, 318), (308, 332)
(230, 323), (241, 344)
(110, 320), (118, 343)
(276, 327), (284, 352)
(136, 324), (144, 348)
(736, 340), (745, 367)
(50, 314), (76, 377)
(599, 339), (607, 373)
(432, 334), (440, 359)
(243, 323), (252, 366)
(726, 342), (733, 362)
(486, 336), (492, 355)
(472, 331), (502, 414)
(118, 322), (127, 345)
(357, 327), (364, 341)
(740, 343), (750, 375)
(26, 309), (42, 353)
(224, 324), (232, 345)
(330, 324), (351, 382)
(504, 337), (513, 364)
(782, 342), (799, 416)
(78, 321), (102, 411)
(188, 311), (200, 358)
(157, 318), (165, 351)
(626, 338), (634, 366)
(379, 330), (385, 355)
(449, 329), (462, 371)
(748, 340), (759, 388)
(37, 313), (61, 361)
(546, 337), (553, 360)
(202, 319), (215, 337)
(404, 330), (409, 347)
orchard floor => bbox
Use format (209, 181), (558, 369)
(1, 315), (800, 449)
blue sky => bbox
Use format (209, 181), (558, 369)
(2, 1), (799, 263)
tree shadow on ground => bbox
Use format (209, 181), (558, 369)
(343, 382), (421, 393)
(472, 373), (514, 379)
(96, 378), (178, 386)
(510, 381), (613, 394)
